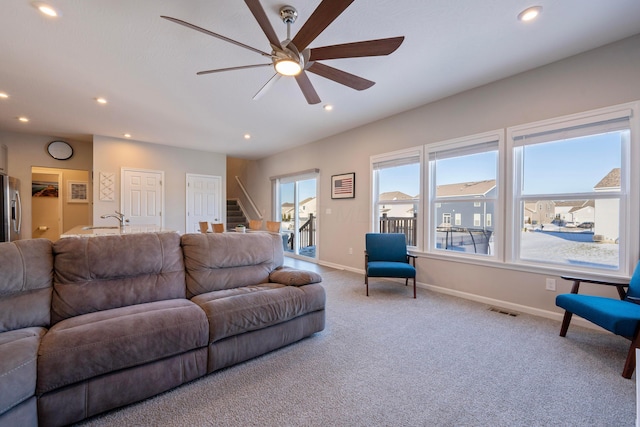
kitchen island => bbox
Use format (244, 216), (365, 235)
(61, 225), (171, 238)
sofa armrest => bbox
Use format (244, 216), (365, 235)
(269, 267), (323, 286)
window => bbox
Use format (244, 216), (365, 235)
(271, 169), (319, 259)
(509, 105), (635, 274)
(371, 148), (422, 247)
(427, 131), (501, 257)
(369, 101), (639, 277)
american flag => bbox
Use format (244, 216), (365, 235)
(334, 177), (353, 194)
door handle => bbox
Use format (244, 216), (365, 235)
(11, 191), (22, 233)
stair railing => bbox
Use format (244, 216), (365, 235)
(235, 176), (263, 220)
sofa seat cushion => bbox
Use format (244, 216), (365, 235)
(367, 261), (416, 278)
(192, 283), (326, 343)
(0, 327), (46, 416)
(37, 299), (208, 395)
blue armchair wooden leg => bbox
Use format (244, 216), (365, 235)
(413, 276), (416, 299)
(622, 324), (640, 379)
(559, 311), (573, 337)
(365, 274), (369, 296)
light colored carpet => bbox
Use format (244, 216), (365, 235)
(76, 269), (635, 426)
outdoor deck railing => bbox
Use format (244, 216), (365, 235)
(285, 213), (316, 251)
(379, 214), (417, 247)
(299, 213), (315, 248)
(378, 216), (492, 254)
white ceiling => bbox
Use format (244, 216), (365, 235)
(1, 1), (640, 159)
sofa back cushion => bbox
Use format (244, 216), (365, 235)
(181, 232), (284, 298)
(0, 239), (53, 333)
(51, 232), (186, 324)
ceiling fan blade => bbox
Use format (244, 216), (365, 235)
(197, 64), (272, 75)
(309, 37), (405, 61)
(253, 73), (281, 100)
(306, 62), (374, 91)
(290, 0), (355, 52)
(244, 0), (281, 48)
(295, 71), (321, 104)
(161, 16), (271, 57)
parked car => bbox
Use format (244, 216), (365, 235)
(577, 221), (595, 229)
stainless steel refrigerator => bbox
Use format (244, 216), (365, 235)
(1, 174), (21, 242)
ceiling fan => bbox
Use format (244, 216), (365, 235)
(161, 0), (404, 105)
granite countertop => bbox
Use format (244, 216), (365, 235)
(61, 225), (170, 238)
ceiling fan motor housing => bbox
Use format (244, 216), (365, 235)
(280, 6), (298, 24)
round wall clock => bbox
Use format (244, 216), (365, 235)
(47, 140), (73, 160)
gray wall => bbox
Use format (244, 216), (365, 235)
(242, 34), (640, 320)
(93, 135), (226, 233)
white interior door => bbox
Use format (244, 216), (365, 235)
(122, 168), (164, 226)
(186, 174), (222, 233)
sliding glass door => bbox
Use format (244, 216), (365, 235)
(275, 172), (318, 260)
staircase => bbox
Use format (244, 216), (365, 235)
(226, 200), (247, 230)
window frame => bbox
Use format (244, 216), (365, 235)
(370, 147), (423, 249)
(506, 102), (639, 277)
(425, 130), (504, 260)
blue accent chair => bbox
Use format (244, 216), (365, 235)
(556, 262), (640, 378)
(365, 233), (417, 298)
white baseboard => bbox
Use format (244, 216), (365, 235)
(318, 260), (361, 274)
(324, 261), (600, 331)
(420, 282), (600, 331)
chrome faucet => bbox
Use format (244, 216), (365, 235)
(101, 211), (126, 227)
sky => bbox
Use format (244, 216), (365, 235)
(277, 130), (625, 206)
(378, 131), (624, 197)
(280, 178), (317, 205)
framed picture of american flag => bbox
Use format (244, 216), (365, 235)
(331, 172), (355, 199)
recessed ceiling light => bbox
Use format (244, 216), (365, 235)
(18, 117), (29, 123)
(0, 92), (8, 99)
(123, 133), (132, 138)
(32, 2), (61, 17)
(323, 104), (333, 111)
(96, 97), (107, 104)
(518, 6), (542, 22)
(244, 134), (251, 140)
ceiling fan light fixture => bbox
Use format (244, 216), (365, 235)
(275, 59), (302, 76)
